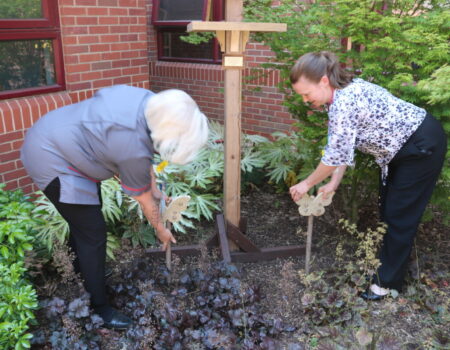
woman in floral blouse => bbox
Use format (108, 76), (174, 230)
(289, 51), (446, 300)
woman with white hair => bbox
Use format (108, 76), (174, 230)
(21, 85), (209, 329)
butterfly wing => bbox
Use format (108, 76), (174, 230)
(163, 195), (191, 223)
(297, 194), (314, 216)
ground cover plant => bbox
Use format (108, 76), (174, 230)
(21, 182), (449, 349)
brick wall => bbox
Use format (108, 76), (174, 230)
(0, 0), (150, 192)
(149, 40), (295, 136)
(1, 0), (295, 192)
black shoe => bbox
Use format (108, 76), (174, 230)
(101, 309), (133, 330)
(360, 289), (387, 301)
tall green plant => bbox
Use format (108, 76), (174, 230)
(245, 0), (449, 223)
(0, 184), (38, 350)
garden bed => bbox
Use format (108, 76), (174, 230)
(28, 185), (449, 349)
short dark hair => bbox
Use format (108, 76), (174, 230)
(290, 51), (353, 89)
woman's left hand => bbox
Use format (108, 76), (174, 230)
(290, 180), (311, 202)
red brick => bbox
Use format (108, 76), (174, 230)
(119, 17), (137, 25)
(92, 61), (112, 70)
(81, 71), (103, 81)
(2, 108), (14, 133)
(64, 55), (79, 65)
(99, 0), (119, 6)
(101, 52), (121, 60)
(1, 151), (20, 163)
(4, 180), (19, 191)
(120, 34), (138, 41)
(74, 0), (95, 5)
(0, 161), (15, 174)
(112, 60), (131, 68)
(129, 42), (146, 50)
(108, 7), (126, 15)
(90, 44), (111, 52)
(3, 169), (28, 182)
(60, 7), (86, 16)
(64, 26), (89, 35)
(78, 35), (100, 44)
(87, 7), (108, 15)
(130, 58), (147, 66)
(61, 16), (76, 26)
(99, 17), (119, 25)
(113, 76), (131, 84)
(119, 0), (137, 6)
(89, 26), (110, 35)
(93, 79), (113, 88)
(122, 67), (140, 75)
(0, 142), (12, 153)
(79, 53), (102, 63)
(68, 82), (92, 91)
(66, 73), (82, 83)
(65, 45), (90, 54)
(111, 43), (130, 51)
(102, 69), (122, 78)
(110, 26), (130, 34)
(66, 63), (91, 74)
(19, 177), (33, 187)
(129, 9), (142, 16)
(100, 34), (121, 43)
(131, 74), (148, 83)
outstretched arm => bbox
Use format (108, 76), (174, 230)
(289, 162), (338, 202)
(318, 165), (347, 198)
(132, 190), (176, 251)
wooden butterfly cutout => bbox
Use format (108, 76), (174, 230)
(296, 192), (334, 217)
(162, 195), (191, 223)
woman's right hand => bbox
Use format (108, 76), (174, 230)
(156, 224), (176, 251)
(318, 181), (338, 199)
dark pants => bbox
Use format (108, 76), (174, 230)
(377, 114), (447, 291)
(44, 177), (107, 308)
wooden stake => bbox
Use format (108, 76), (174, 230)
(305, 215), (314, 274)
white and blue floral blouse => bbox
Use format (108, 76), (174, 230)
(322, 78), (426, 181)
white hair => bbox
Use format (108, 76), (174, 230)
(145, 89), (209, 165)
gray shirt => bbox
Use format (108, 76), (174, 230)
(21, 85), (155, 204)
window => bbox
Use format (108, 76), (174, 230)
(0, 0), (65, 99)
(152, 0), (223, 64)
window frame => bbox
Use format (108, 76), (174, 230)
(152, 0), (224, 64)
(0, 0), (65, 100)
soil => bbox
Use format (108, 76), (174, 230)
(30, 185), (450, 349)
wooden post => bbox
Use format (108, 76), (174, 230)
(187, 13), (287, 260)
(224, 0), (244, 250)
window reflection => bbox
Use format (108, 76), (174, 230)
(0, 39), (56, 91)
(0, 0), (42, 19)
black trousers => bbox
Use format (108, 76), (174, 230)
(377, 114), (447, 291)
(44, 178), (107, 308)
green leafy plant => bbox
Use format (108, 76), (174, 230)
(156, 121), (269, 230)
(245, 0), (450, 224)
(0, 184), (38, 350)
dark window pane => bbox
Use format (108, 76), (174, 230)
(162, 31), (214, 60)
(0, 0), (42, 19)
(0, 39), (56, 91)
(158, 0), (205, 21)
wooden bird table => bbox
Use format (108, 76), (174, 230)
(146, 1), (306, 264)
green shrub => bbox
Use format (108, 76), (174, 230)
(245, 0), (450, 223)
(0, 184), (38, 350)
